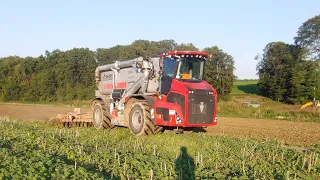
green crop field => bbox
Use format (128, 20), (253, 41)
(232, 80), (260, 95)
(224, 80), (320, 122)
(0, 117), (319, 179)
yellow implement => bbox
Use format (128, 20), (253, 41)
(300, 100), (320, 109)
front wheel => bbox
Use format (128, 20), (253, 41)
(92, 100), (115, 129)
(129, 101), (163, 136)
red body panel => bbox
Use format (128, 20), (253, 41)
(154, 102), (184, 126)
(153, 79), (218, 128)
(103, 82), (127, 89)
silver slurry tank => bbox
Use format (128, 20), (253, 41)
(95, 57), (161, 97)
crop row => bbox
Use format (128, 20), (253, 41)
(0, 117), (319, 179)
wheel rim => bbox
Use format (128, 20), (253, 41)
(132, 110), (142, 130)
(94, 108), (102, 126)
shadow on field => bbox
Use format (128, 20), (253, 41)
(184, 127), (207, 133)
(175, 147), (195, 180)
(192, 127), (207, 133)
(237, 84), (262, 95)
(164, 127), (207, 134)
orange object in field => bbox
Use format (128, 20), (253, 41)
(182, 73), (190, 79)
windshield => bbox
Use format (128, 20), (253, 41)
(176, 58), (205, 81)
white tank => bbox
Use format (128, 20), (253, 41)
(95, 57), (161, 96)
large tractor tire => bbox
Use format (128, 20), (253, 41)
(92, 100), (115, 129)
(128, 101), (163, 136)
(124, 98), (138, 127)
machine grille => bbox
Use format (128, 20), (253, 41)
(188, 93), (214, 124)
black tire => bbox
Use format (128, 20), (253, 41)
(129, 101), (163, 136)
(124, 98), (139, 127)
(92, 100), (115, 129)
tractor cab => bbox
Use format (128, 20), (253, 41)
(160, 51), (208, 94)
(155, 51), (217, 127)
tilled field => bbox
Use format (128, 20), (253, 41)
(209, 117), (320, 145)
(0, 103), (78, 121)
(1, 103), (319, 145)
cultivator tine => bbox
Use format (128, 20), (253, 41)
(55, 108), (93, 128)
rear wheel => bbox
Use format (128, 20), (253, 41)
(92, 100), (115, 129)
(129, 101), (163, 136)
(124, 98), (139, 127)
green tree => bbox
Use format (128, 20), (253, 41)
(203, 46), (235, 100)
(284, 45), (308, 103)
(294, 14), (320, 60)
(131, 40), (159, 57)
(0, 39), (236, 103)
(257, 42), (293, 101)
(256, 41), (319, 104)
(156, 39), (177, 53)
(176, 43), (198, 51)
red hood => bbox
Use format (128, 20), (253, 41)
(170, 79), (216, 95)
(182, 81), (212, 90)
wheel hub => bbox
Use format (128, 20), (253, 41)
(132, 110), (142, 129)
(94, 108), (102, 125)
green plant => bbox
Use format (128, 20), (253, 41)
(0, 117), (319, 179)
(218, 101), (320, 123)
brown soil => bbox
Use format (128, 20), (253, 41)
(1, 103), (319, 145)
(207, 117), (320, 145)
(0, 103), (86, 122)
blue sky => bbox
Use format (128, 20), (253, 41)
(1, 0), (319, 79)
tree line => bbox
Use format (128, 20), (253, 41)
(257, 14), (320, 104)
(0, 40), (235, 102)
